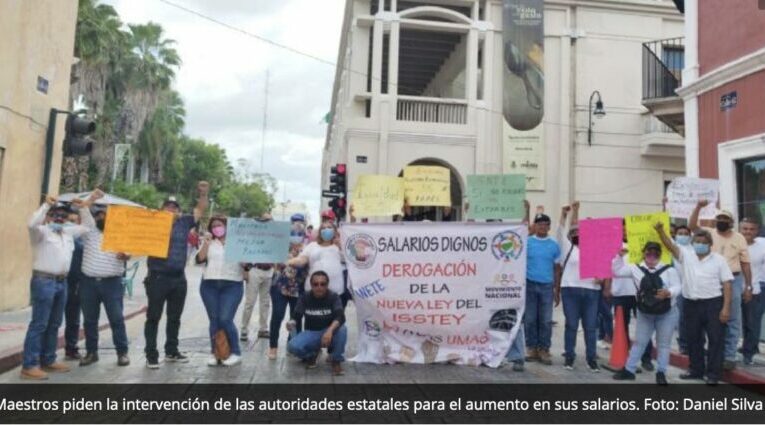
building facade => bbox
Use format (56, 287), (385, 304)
(323, 0), (684, 221)
(0, 0), (79, 310)
(675, 0), (765, 225)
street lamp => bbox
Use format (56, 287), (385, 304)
(588, 90), (606, 146)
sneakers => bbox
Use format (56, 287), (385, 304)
(223, 354), (241, 366)
(20, 367), (48, 380)
(678, 372), (703, 380)
(257, 330), (270, 339)
(42, 362), (71, 373)
(525, 348), (539, 362)
(165, 353), (190, 363)
(612, 369), (636, 381)
(207, 355), (220, 367)
(743, 356), (754, 366)
(331, 361), (345, 376)
(537, 349), (553, 365)
(597, 340), (611, 350)
(587, 360), (601, 373)
(512, 361), (525, 372)
(641, 360), (655, 372)
(564, 358), (574, 370)
(655, 372), (668, 386)
(146, 358), (160, 369)
(306, 355), (318, 369)
(79, 353), (99, 367)
(267, 348), (278, 360)
(117, 354), (130, 367)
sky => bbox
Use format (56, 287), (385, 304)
(103, 0), (346, 223)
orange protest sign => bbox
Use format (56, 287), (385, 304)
(101, 205), (174, 258)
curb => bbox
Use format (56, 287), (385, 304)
(668, 350), (765, 386)
(0, 305), (147, 374)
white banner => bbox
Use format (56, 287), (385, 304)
(341, 223), (527, 368)
(666, 177), (719, 220)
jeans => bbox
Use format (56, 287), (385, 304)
(561, 287), (600, 363)
(80, 276), (129, 355)
(598, 292), (613, 341)
(64, 277), (81, 353)
(241, 268), (273, 334)
(741, 282), (764, 359)
(524, 280), (553, 351)
(144, 272), (187, 359)
(506, 326), (526, 363)
(287, 325), (347, 362)
(724, 273), (744, 362)
(676, 295), (688, 351)
(269, 285), (300, 349)
(22, 277), (67, 368)
(200, 279), (243, 356)
(685, 296), (726, 381)
(612, 296), (653, 362)
(625, 307), (678, 373)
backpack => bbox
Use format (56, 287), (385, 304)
(635, 265), (672, 315)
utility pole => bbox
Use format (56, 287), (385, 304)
(260, 70), (269, 172)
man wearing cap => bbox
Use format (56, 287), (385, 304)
(522, 201), (562, 365)
(690, 200), (752, 369)
(21, 195), (90, 380)
(144, 181), (209, 369)
(241, 212), (276, 341)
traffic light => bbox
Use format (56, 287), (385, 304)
(328, 164), (347, 221)
(63, 114), (95, 156)
(329, 196), (347, 222)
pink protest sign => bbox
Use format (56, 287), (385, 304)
(579, 218), (624, 279)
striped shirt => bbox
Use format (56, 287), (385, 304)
(80, 209), (126, 278)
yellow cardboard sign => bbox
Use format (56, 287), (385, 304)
(352, 175), (405, 217)
(625, 212), (672, 264)
(403, 166), (451, 207)
(101, 205), (174, 258)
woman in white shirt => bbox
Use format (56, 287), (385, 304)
(287, 221), (345, 297)
(611, 241), (681, 385)
(196, 216), (246, 367)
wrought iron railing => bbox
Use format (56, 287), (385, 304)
(396, 96), (468, 124)
(642, 37), (684, 100)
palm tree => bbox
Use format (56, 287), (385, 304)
(127, 23), (182, 90)
(137, 90), (186, 182)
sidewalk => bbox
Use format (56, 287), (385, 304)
(0, 261), (149, 373)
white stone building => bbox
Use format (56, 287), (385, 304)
(323, 0), (685, 221)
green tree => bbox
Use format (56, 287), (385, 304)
(126, 22), (181, 90)
(136, 89), (186, 182)
(161, 137), (234, 201)
(215, 182), (274, 218)
(111, 181), (167, 209)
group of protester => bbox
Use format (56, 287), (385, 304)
(518, 199), (765, 385)
(19, 182), (765, 385)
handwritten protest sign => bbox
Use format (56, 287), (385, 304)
(579, 218), (623, 279)
(101, 206), (174, 258)
(666, 177), (719, 220)
(403, 166), (451, 207)
(467, 174), (526, 220)
(342, 223), (526, 368)
(625, 212), (671, 264)
(352, 175), (405, 217)
(224, 218), (291, 263)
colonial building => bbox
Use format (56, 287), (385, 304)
(0, 0), (79, 310)
(323, 0), (685, 221)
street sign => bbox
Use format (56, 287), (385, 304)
(322, 190), (341, 198)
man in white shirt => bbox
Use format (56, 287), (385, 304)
(740, 218), (765, 365)
(21, 196), (89, 380)
(656, 225), (733, 385)
(76, 190), (131, 368)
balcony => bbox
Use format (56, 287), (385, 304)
(640, 115), (684, 158)
(396, 96), (467, 124)
(642, 37), (685, 135)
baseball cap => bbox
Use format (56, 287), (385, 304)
(321, 209), (336, 221)
(162, 196), (181, 210)
(643, 241), (662, 252)
(290, 213), (306, 223)
(534, 213), (551, 224)
(50, 202), (72, 214)
(715, 210), (734, 220)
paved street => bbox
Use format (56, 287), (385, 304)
(0, 262), (688, 384)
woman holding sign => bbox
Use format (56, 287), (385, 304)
(288, 221), (345, 299)
(196, 216), (246, 367)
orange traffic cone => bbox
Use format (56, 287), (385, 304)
(603, 305), (629, 371)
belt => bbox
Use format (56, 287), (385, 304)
(84, 274), (122, 282)
(254, 264), (273, 271)
(149, 270), (185, 278)
(32, 271), (66, 282)
(733, 272), (741, 276)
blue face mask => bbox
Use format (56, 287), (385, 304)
(48, 222), (64, 233)
(675, 235), (691, 246)
(320, 228), (335, 241)
(693, 243), (710, 255)
(289, 236), (304, 245)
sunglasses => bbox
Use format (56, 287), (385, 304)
(310, 281), (329, 287)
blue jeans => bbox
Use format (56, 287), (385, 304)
(724, 273), (744, 361)
(80, 276), (129, 355)
(625, 306), (678, 373)
(200, 279), (244, 356)
(506, 326), (526, 363)
(287, 325), (347, 362)
(22, 277), (67, 368)
(561, 287), (600, 362)
(524, 280), (553, 350)
(269, 285), (300, 348)
(741, 282), (764, 359)
(598, 291), (613, 341)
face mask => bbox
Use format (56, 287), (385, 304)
(96, 219), (105, 231)
(570, 236), (579, 246)
(693, 243), (710, 255)
(290, 236), (304, 245)
(716, 221), (731, 232)
(320, 228), (335, 241)
(675, 235), (691, 246)
(211, 226), (226, 238)
(48, 223), (64, 233)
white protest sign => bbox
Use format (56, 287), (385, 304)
(341, 223), (527, 368)
(666, 177), (719, 220)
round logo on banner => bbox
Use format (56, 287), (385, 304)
(363, 319), (381, 338)
(488, 309), (519, 332)
(491, 231), (524, 262)
(345, 233), (378, 269)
